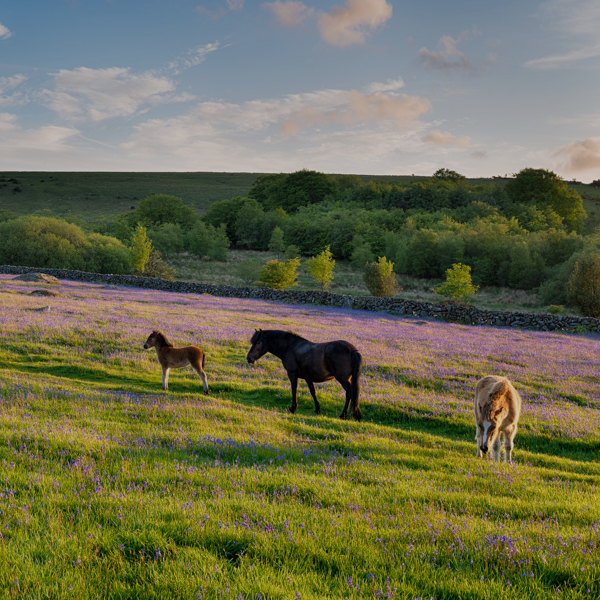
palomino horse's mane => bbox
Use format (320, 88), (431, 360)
(154, 330), (174, 347)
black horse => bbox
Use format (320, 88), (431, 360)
(246, 329), (363, 421)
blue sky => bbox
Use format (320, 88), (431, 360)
(1, 0), (599, 180)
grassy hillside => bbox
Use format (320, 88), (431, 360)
(0, 172), (263, 221)
(1, 275), (599, 598)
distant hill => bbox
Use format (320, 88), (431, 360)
(1, 170), (599, 226)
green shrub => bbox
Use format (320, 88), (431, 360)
(259, 258), (300, 290)
(235, 261), (262, 286)
(0, 215), (89, 270)
(84, 233), (133, 274)
(433, 263), (479, 303)
(305, 245), (335, 291)
(363, 256), (398, 297)
(144, 251), (176, 280)
(284, 245), (300, 259)
(268, 226), (286, 256)
(187, 222), (230, 261)
(546, 305), (564, 315)
(568, 251), (600, 317)
(128, 194), (197, 230)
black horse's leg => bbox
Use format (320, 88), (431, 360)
(306, 381), (321, 414)
(288, 374), (298, 414)
(338, 380), (352, 419)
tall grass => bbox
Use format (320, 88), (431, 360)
(0, 275), (599, 598)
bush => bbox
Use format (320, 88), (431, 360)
(568, 251), (600, 317)
(305, 246), (335, 291)
(268, 226), (286, 256)
(144, 251), (176, 281)
(433, 263), (479, 303)
(0, 215), (89, 270)
(259, 258), (300, 290)
(235, 261), (262, 286)
(363, 257), (398, 297)
(546, 305), (564, 315)
(84, 233), (133, 274)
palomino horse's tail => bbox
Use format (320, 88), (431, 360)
(351, 350), (363, 421)
(489, 378), (510, 404)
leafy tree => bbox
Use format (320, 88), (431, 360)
(259, 258), (300, 290)
(567, 251), (600, 317)
(249, 169), (338, 212)
(130, 225), (153, 274)
(187, 221), (213, 258)
(350, 235), (375, 270)
(305, 245), (335, 291)
(148, 223), (185, 256)
(284, 245), (300, 259)
(434, 263), (479, 303)
(128, 194), (197, 230)
(363, 257), (398, 297)
(206, 224), (230, 261)
(202, 196), (251, 244)
(505, 168), (586, 231)
(268, 226), (286, 256)
(432, 168), (467, 184)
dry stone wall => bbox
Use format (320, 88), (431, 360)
(2, 264), (598, 333)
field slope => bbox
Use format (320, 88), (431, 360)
(0, 276), (599, 599)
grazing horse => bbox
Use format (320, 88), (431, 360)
(143, 330), (209, 394)
(246, 329), (363, 421)
(474, 375), (521, 462)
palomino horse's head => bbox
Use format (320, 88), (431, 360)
(246, 329), (268, 364)
(144, 331), (159, 349)
(479, 403), (508, 454)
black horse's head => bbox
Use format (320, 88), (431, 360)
(246, 329), (267, 364)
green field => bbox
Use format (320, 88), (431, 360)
(1, 275), (599, 599)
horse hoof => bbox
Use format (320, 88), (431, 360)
(288, 407), (296, 414)
(339, 413), (347, 420)
(204, 390), (210, 395)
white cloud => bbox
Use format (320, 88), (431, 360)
(366, 77), (404, 93)
(41, 67), (187, 121)
(169, 42), (220, 73)
(318, 0), (393, 47)
(526, 0), (600, 68)
(0, 75), (28, 107)
(554, 137), (600, 173)
(418, 34), (477, 73)
(226, 0), (245, 9)
(0, 22), (13, 39)
(263, 0), (315, 27)
(121, 85), (432, 171)
(422, 130), (471, 147)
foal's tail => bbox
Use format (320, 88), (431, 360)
(351, 350), (363, 421)
(202, 352), (206, 371)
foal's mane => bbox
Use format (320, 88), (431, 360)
(154, 330), (174, 347)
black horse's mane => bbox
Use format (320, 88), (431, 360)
(252, 329), (308, 343)
(153, 330), (174, 347)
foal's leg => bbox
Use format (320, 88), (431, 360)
(504, 424), (517, 463)
(191, 359), (209, 395)
(288, 374), (299, 414)
(476, 425), (483, 458)
(162, 366), (170, 391)
(306, 381), (321, 415)
(492, 434), (502, 462)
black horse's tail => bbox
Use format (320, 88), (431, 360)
(351, 350), (363, 421)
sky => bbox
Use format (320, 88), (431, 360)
(1, 0), (600, 180)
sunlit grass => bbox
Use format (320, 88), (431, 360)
(0, 275), (599, 598)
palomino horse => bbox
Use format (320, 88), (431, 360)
(474, 375), (521, 462)
(143, 330), (209, 394)
(246, 329), (363, 421)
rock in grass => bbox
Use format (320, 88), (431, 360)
(29, 289), (63, 297)
(13, 273), (60, 284)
